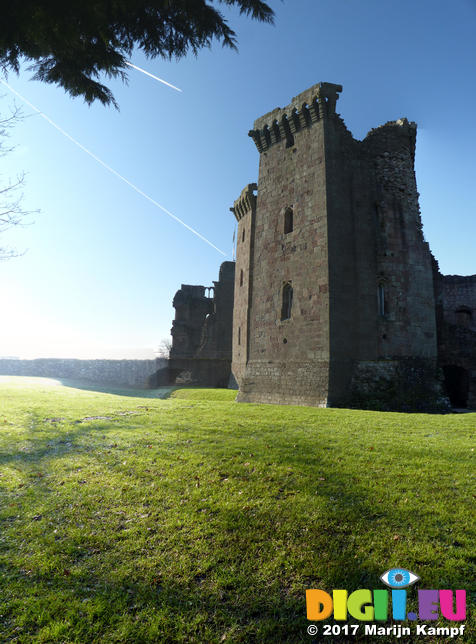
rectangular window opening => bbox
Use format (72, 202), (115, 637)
(281, 282), (293, 320)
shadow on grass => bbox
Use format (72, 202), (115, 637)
(1, 491), (469, 643)
(0, 474), (435, 643)
(0, 408), (161, 470)
(0, 403), (473, 642)
(0, 562), (315, 643)
(58, 378), (175, 398)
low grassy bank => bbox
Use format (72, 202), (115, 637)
(0, 377), (474, 642)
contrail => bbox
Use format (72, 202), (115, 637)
(125, 61), (182, 93)
(0, 79), (226, 256)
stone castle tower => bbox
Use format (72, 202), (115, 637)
(231, 82), (443, 408)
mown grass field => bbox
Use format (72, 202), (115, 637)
(0, 376), (474, 643)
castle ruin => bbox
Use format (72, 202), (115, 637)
(230, 82), (476, 410)
(152, 261), (235, 387)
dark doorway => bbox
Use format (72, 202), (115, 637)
(443, 365), (469, 408)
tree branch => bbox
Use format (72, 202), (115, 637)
(0, 102), (38, 259)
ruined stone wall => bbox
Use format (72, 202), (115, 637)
(362, 120), (438, 360)
(197, 261), (235, 360)
(345, 119), (442, 409)
(324, 115), (438, 373)
(0, 358), (164, 387)
(153, 262), (235, 388)
(440, 275), (476, 328)
(436, 274), (476, 407)
(170, 285), (213, 359)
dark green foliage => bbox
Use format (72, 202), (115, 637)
(0, 1), (274, 107)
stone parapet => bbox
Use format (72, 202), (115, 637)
(248, 82), (342, 152)
(230, 183), (257, 222)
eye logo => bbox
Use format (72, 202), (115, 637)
(380, 568), (420, 589)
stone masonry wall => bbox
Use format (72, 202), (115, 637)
(238, 83), (336, 405)
(152, 262), (235, 388)
(196, 261), (235, 360)
(324, 113), (362, 402)
(349, 358), (449, 412)
(437, 274), (476, 407)
(440, 275), (476, 328)
(362, 120), (438, 361)
(231, 184), (256, 386)
(170, 285), (212, 359)
(0, 358), (165, 387)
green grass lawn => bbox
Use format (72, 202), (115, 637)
(0, 377), (474, 643)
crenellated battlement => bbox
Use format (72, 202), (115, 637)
(230, 183), (257, 221)
(248, 82), (342, 152)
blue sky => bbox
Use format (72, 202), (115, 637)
(1, 0), (475, 359)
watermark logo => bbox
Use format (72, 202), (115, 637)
(306, 568), (467, 638)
